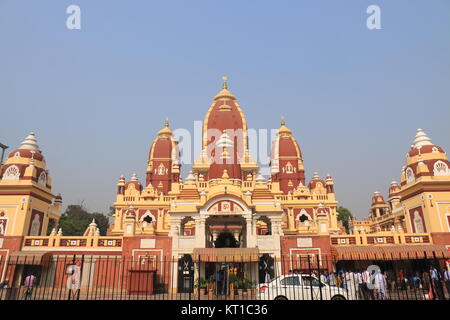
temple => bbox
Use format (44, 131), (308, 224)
(0, 79), (449, 293)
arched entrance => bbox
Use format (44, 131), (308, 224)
(214, 232), (239, 248)
(205, 215), (246, 248)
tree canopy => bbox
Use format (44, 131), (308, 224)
(54, 204), (110, 236)
(336, 206), (353, 233)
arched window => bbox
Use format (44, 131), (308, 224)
(180, 216), (196, 236)
(2, 165), (20, 180)
(433, 160), (450, 176)
(285, 162), (293, 174)
(14, 152), (20, 157)
(38, 171), (47, 185)
(296, 209), (312, 224)
(405, 167), (414, 184)
(158, 163), (165, 175)
(139, 210), (156, 228)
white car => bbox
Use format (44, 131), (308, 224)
(258, 274), (350, 300)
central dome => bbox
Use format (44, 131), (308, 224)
(202, 77), (248, 179)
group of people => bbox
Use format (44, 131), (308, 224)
(316, 266), (450, 300)
(0, 274), (36, 300)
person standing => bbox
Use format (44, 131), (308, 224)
(346, 270), (357, 299)
(67, 260), (82, 299)
(328, 272), (336, 287)
(373, 271), (388, 300)
(386, 270), (396, 292)
(215, 269), (223, 295)
(320, 271), (328, 285)
(355, 270), (364, 300)
(398, 269), (406, 290)
(443, 268), (450, 300)
(23, 274), (36, 300)
(361, 268), (371, 300)
(430, 266), (444, 300)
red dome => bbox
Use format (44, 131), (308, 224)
(8, 149), (44, 161)
(205, 99), (245, 135)
(124, 181), (143, 191)
(408, 145), (445, 157)
(372, 192), (385, 205)
(146, 121), (180, 194)
(279, 136), (301, 157)
(309, 179), (327, 190)
(150, 138), (173, 159)
(270, 120), (305, 194)
(203, 78), (247, 180)
(388, 181), (400, 197)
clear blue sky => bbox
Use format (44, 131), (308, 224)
(1, 1), (449, 219)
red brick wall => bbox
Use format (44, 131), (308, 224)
(121, 236), (172, 259)
(430, 232), (450, 246)
(280, 235), (333, 273)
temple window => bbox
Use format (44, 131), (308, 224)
(2, 165), (20, 180)
(180, 216), (195, 236)
(38, 171), (47, 185)
(285, 162), (294, 174)
(405, 167), (414, 183)
(158, 163), (165, 175)
(433, 160), (450, 176)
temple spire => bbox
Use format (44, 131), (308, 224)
(158, 117), (173, 136)
(412, 128), (433, 148)
(222, 76), (228, 89)
(214, 76), (236, 100)
(20, 132), (40, 151)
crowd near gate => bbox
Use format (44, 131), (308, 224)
(0, 251), (449, 300)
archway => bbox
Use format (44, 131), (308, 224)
(205, 215), (246, 248)
(214, 232), (239, 248)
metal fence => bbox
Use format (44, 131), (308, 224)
(0, 251), (449, 300)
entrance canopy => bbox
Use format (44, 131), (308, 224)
(332, 244), (450, 261)
(193, 248), (259, 262)
(8, 251), (52, 265)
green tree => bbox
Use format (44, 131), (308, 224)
(336, 206), (353, 233)
(57, 204), (109, 236)
(108, 206), (115, 217)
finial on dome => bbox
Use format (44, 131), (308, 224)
(131, 172), (138, 181)
(20, 132), (40, 152)
(214, 76), (236, 100)
(412, 128), (433, 149)
(278, 116), (292, 134)
(222, 76), (228, 89)
(158, 118), (173, 135)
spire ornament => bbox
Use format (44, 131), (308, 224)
(222, 76), (228, 89)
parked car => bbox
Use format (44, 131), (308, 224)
(258, 274), (350, 300)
